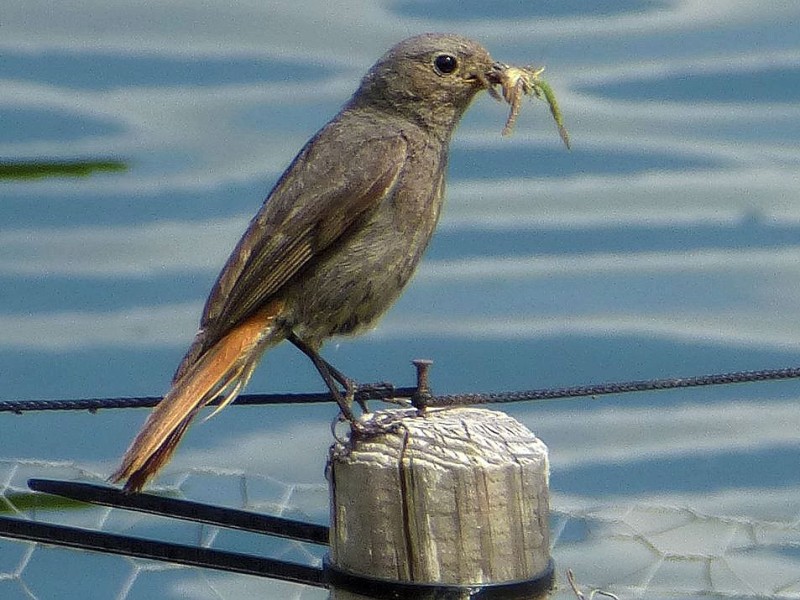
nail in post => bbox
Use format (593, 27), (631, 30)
(411, 359), (434, 414)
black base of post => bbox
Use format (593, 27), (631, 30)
(325, 557), (555, 600)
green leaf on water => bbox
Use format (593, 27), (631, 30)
(0, 159), (127, 180)
(1, 491), (88, 513)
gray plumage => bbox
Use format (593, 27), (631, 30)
(113, 33), (502, 491)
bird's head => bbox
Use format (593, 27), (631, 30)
(353, 33), (502, 140)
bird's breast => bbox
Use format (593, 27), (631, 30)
(287, 141), (447, 344)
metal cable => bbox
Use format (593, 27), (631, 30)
(2, 366), (800, 414)
(422, 366), (800, 407)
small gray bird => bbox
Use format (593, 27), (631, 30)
(112, 33), (509, 492)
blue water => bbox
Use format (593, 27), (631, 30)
(392, 0), (669, 20)
(0, 53), (331, 90)
(554, 445), (800, 496)
(583, 66), (800, 103)
(0, 108), (123, 143)
(448, 145), (720, 179)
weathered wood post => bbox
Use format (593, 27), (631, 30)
(326, 390), (552, 599)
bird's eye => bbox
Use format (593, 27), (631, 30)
(434, 54), (458, 75)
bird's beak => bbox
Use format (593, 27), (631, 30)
(488, 62), (510, 81)
(465, 61), (508, 101)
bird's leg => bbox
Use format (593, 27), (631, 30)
(287, 332), (367, 421)
(287, 333), (352, 389)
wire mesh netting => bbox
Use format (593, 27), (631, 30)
(551, 496), (800, 599)
(0, 459), (329, 600)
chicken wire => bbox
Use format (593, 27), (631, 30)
(2, 453), (799, 600)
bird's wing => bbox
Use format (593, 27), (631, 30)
(114, 122), (409, 491)
(194, 120), (408, 362)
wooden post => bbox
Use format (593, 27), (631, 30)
(327, 406), (551, 598)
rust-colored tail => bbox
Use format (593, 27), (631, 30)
(110, 304), (283, 492)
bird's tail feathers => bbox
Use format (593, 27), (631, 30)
(110, 303), (283, 492)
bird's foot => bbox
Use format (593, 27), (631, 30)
(332, 413), (402, 443)
(330, 385), (403, 443)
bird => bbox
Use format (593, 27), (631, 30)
(111, 33), (507, 492)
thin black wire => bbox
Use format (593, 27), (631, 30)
(425, 366), (800, 406)
(27, 478), (329, 545)
(0, 383), (409, 414)
(2, 366), (800, 414)
(0, 516), (327, 587)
